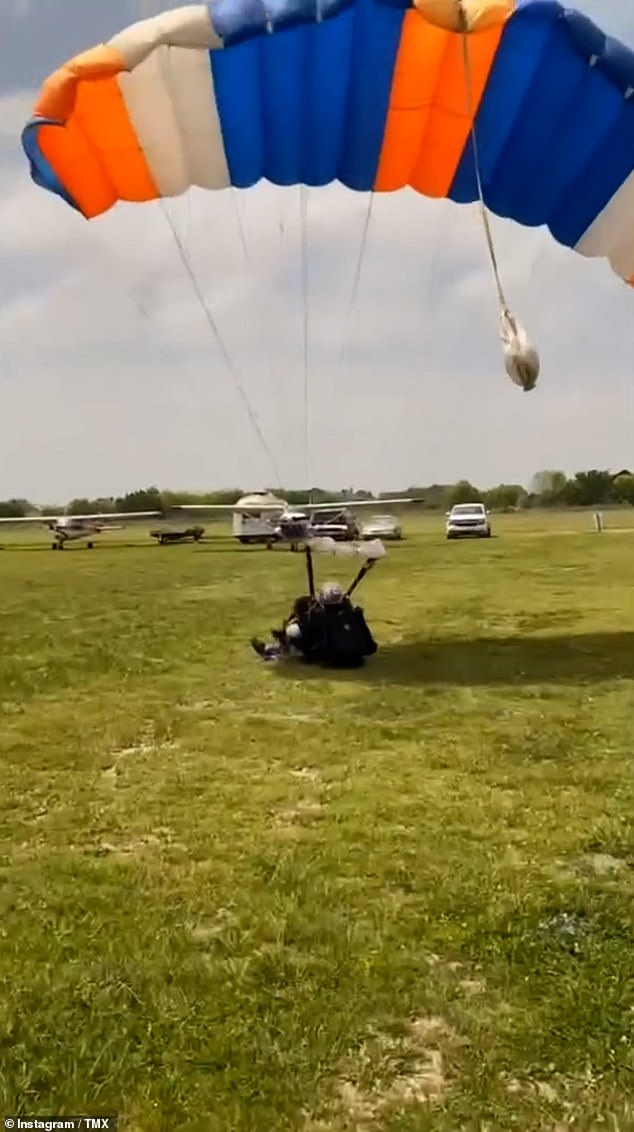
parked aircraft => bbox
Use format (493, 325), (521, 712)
(176, 492), (420, 546)
(0, 494), (420, 552)
(0, 511), (161, 549)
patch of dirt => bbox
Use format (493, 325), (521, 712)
(100, 738), (176, 786)
(385, 1047), (446, 1102)
(424, 952), (442, 968)
(272, 800), (326, 827)
(251, 711), (319, 725)
(576, 852), (630, 877)
(536, 1081), (559, 1103)
(408, 1015), (455, 1044)
(290, 766), (324, 787)
(93, 827), (187, 860)
(94, 837), (160, 860)
(423, 952), (488, 999)
(178, 700), (319, 726)
(1, 701), (24, 715)
(270, 766), (330, 831)
(458, 978), (486, 995)
(501, 1070), (596, 1115)
(336, 1080), (377, 1125)
(311, 1015), (456, 1128)
(187, 906), (236, 943)
(21, 806), (49, 824)
(113, 743), (156, 758)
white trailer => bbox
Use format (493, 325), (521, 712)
(231, 492), (287, 544)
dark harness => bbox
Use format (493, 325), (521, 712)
(292, 546), (378, 667)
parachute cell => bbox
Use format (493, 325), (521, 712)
(21, 0), (634, 283)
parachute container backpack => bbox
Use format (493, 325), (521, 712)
(19, 0), (634, 409)
(499, 310), (540, 393)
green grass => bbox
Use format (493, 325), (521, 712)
(1, 515), (634, 1131)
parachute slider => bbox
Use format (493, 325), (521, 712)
(310, 537), (387, 559)
(414, 0), (515, 34)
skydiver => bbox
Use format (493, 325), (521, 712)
(250, 582), (377, 668)
(250, 593), (313, 661)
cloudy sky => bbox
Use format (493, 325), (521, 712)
(1, 0), (633, 504)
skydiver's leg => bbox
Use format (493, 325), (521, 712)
(250, 638), (283, 661)
(251, 601), (311, 663)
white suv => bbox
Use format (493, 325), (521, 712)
(446, 502), (491, 539)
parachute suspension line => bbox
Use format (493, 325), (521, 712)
(331, 191), (375, 412)
(158, 200), (282, 483)
(229, 187), (285, 487)
(394, 216), (442, 451)
(458, 10), (540, 392)
(458, 24), (507, 314)
(230, 189), (250, 264)
(300, 184), (312, 490)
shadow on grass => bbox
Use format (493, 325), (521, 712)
(271, 631), (634, 686)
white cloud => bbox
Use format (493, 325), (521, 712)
(1, 0), (634, 501)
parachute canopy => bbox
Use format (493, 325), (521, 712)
(21, 0), (634, 284)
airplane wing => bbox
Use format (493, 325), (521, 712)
(306, 497), (422, 511)
(174, 497), (422, 513)
(0, 515), (59, 524)
(173, 507), (252, 516)
(72, 511), (164, 521)
(0, 510), (164, 524)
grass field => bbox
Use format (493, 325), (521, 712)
(1, 512), (634, 1131)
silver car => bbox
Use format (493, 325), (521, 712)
(361, 514), (403, 540)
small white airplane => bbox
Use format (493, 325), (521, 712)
(0, 510), (162, 549)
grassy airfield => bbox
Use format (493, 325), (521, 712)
(1, 510), (634, 1130)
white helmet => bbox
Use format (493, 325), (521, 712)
(319, 581), (344, 606)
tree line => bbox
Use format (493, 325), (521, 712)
(1, 469), (633, 519)
(440, 468), (634, 511)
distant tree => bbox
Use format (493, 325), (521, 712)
(445, 480), (482, 508)
(312, 491), (330, 503)
(114, 487), (163, 513)
(612, 473), (634, 506)
(280, 487), (355, 505)
(530, 470), (568, 506)
(205, 489), (245, 505)
(342, 488), (374, 500)
(92, 498), (116, 514)
(36, 473), (634, 516)
(37, 504), (64, 517)
(66, 497), (115, 515)
(484, 484), (526, 511)
(414, 484), (449, 510)
(563, 470), (614, 507)
(283, 489), (315, 505)
(161, 489), (243, 509)
(0, 498), (30, 518)
(66, 498), (94, 515)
